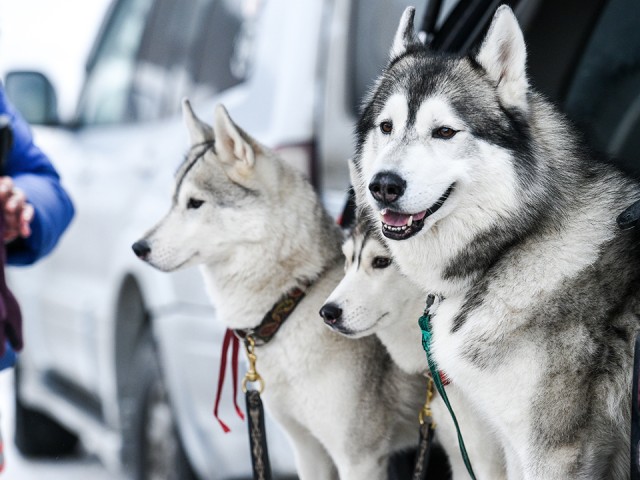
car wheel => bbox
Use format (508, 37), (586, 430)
(131, 332), (198, 480)
(13, 365), (79, 457)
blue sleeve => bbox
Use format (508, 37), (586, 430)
(0, 87), (75, 265)
(0, 342), (16, 370)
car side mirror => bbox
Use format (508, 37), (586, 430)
(4, 71), (59, 125)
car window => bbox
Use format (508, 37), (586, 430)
(128, 0), (201, 122)
(188, 0), (253, 98)
(562, 0), (640, 175)
(131, 0), (256, 122)
(79, 0), (257, 126)
(77, 0), (154, 126)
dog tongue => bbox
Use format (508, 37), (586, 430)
(382, 210), (410, 226)
(382, 209), (427, 226)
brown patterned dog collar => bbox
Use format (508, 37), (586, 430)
(234, 283), (310, 346)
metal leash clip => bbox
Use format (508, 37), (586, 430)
(242, 336), (265, 394)
(419, 375), (436, 427)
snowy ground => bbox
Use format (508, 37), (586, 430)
(0, 369), (122, 480)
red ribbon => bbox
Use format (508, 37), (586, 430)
(213, 329), (245, 433)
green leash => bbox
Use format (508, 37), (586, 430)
(418, 294), (477, 480)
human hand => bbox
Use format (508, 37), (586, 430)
(0, 176), (34, 242)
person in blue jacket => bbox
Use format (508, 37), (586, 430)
(0, 85), (74, 473)
(0, 84), (75, 369)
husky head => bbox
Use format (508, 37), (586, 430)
(321, 160), (424, 337)
(353, 5), (530, 247)
(132, 101), (269, 271)
(133, 100), (303, 272)
(320, 214), (421, 337)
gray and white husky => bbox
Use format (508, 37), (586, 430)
(351, 5), (640, 479)
(321, 199), (506, 480)
(133, 101), (424, 479)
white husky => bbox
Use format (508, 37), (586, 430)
(133, 101), (425, 480)
(321, 194), (506, 480)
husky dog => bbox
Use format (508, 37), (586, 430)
(321, 196), (506, 480)
(351, 5), (640, 479)
(132, 101), (425, 479)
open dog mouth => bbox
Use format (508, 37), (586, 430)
(380, 184), (454, 240)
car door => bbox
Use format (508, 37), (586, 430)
(26, 0), (159, 392)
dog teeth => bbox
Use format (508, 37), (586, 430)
(380, 208), (388, 218)
(383, 224), (409, 232)
(407, 215), (413, 227)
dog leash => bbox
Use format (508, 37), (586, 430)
(213, 284), (309, 430)
(241, 335), (272, 480)
(213, 283), (310, 480)
(213, 331), (273, 480)
(213, 329), (272, 480)
(418, 294), (477, 480)
(412, 376), (437, 480)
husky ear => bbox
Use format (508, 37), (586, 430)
(475, 6), (529, 112)
(390, 7), (417, 59)
(213, 104), (256, 172)
(182, 98), (214, 145)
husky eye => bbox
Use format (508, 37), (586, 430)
(433, 126), (458, 139)
(372, 256), (392, 269)
(379, 121), (393, 135)
(187, 198), (204, 209)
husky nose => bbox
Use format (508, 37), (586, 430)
(319, 303), (343, 326)
(368, 171), (406, 205)
(132, 240), (151, 260)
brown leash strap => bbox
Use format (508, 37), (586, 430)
(412, 420), (437, 480)
(233, 282), (312, 479)
(412, 375), (437, 479)
(245, 390), (273, 480)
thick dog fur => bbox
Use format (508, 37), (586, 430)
(134, 101), (425, 479)
(351, 5), (640, 479)
(322, 203), (506, 479)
